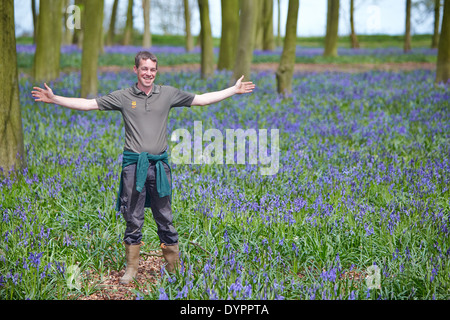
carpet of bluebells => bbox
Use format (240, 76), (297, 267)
(1, 47), (449, 300)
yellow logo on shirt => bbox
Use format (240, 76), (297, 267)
(131, 101), (137, 109)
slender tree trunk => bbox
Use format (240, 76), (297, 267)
(99, 10), (105, 54)
(196, 28), (202, 47)
(277, 0), (282, 47)
(183, 0), (194, 52)
(63, 0), (73, 45)
(198, 0), (214, 78)
(0, 0), (25, 174)
(436, 0), (450, 84)
(232, 0), (258, 84)
(404, 0), (412, 52)
(218, 0), (239, 70)
(81, 0), (104, 98)
(106, 0), (119, 46)
(31, 0), (38, 44)
(143, 0), (152, 48)
(432, 0), (441, 49)
(262, 0), (275, 51)
(324, 0), (339, 57)
(72, 0), (84, 48)
(123, 0), (134, 45)
(254, 0), (263, 50)
(349, 0), (359, 49)
(276, 0), (299, 95)
(33, 0), (63, 82)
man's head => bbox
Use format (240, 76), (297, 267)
(135, 51), (158, 69)
(134, 51), (158, 92)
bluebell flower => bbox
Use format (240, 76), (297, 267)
(28, 252), (43, 269)
(135, 293), (144, 300)
(243, 242), (249, 254)
(175, 285), (188, 299)
(349, 291), (356, 300)
(208, 288), (218, 300)
(54, 261), (65, 274)
(159, 288), (169, 300)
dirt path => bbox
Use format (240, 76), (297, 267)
(100, 62), (435, 74)
(249, 61), (436, 73)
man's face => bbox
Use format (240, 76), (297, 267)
(134, 58), (158, 89)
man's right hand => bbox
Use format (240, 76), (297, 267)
(31, 83), (55, 104)
(30, 83), (99, 111)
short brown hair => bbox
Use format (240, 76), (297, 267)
(135, 51), (158, 69)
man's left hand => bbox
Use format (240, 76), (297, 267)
(234, 75), (256, 94)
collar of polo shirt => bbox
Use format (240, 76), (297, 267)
(132, 83), (161, 95)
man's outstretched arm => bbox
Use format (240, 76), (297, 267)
(31, 83), (99, 111)
(191, 75), (255, 106)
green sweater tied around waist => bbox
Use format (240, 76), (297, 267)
(115, 150), (172, 211)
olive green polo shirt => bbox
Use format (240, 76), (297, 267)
(96, 83), (195, 155)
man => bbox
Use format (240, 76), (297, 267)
(31, 51), (255, 285)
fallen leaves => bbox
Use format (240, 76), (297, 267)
(77, 253), (164, 300)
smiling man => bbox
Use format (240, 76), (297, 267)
(31, 51), (255, 285)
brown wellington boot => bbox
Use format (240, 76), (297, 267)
(161, 243), (180, 273)
(119, 243), (141, 285)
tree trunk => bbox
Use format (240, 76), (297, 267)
(254, 0), (263, 50)
(432, 0), (441, 49)
(276, 0), (299, 95)
(262, 0), (275, 51)
(218, 0), (239, 70)
(106, 0), (119, 46)
(33, 0), (63, 82)
(0, 0), (25, 174)
(99, 10), (105, 55)
(436, 0), (450, 84)
(183, 0), (194, 52)
(123, 0), (134, 45)
(198, 0), (214, 79)
(404, 0), (412, 52)
(324, 0), (339, 57)
(232, 0), (258, 84)
(31, 0), (38, 44)
(196, 28), (202, 47)
(277, 0), (282, 48)
(72, 0), (84, 48)
(349, 0), (359, 49)
(63, 0), (73, 45)
(143, 0), (152, 48)
(81, 0), (104, 98)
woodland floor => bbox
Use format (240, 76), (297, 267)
(75, 246), (164, 300)
(76, 61), (433, 300)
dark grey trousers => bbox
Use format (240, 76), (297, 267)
(119, 162), (178, 245)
